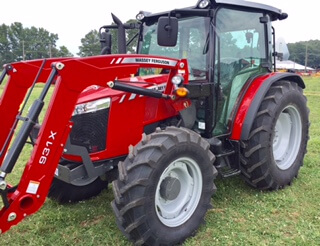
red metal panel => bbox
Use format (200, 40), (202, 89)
(230, 73), (274, 140)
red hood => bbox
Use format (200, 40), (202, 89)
(76, 74), (169, 104)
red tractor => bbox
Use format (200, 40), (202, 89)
(0, 0), (309, 245)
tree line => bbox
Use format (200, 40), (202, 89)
(0, 21), (138, 66)
(288, 40), (320, 69)
(0, 22), (73, 66)
(1, 21), (320, 69)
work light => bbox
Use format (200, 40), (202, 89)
(136, 11), (151, 21)
(197, 0), (210, 8)
(171, 75), (184, 86)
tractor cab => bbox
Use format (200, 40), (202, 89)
(100, 0), (288, 137)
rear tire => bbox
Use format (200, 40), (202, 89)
(240, 80), (309, 190)
(112, 127), (217, 245)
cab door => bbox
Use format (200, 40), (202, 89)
(214, 7), (270, 135)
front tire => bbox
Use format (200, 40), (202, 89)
(240, 80), (309, 190)
(112, 127), (217, 245)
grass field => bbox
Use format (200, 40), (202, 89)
(0, 76), (319, 245)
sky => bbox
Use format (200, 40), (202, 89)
(1, 0), (319, 55)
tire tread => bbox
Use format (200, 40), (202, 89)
(240, 80), (309, 190)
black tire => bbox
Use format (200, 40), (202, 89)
(112, 127), (217, 245)
(48, 162), (108, 204)
(240, 80), (309, 190)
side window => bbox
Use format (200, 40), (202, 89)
(186, 26), (208, 80)
(216, 8), (267, 82)
(220, 30), (264, 67)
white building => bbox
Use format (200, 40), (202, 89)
(276, 60), (315, 72)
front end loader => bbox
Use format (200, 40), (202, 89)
(0, 0), (309, 245)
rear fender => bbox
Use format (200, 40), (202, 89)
(230, 72), (305, 140)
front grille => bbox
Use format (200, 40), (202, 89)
(70, 108), (109, 153)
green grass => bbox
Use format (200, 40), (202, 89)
(0, 76), (320, 245)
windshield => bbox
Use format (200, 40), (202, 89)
(139, 17), (210, 81)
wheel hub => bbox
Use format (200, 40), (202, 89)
(160, 177), (181, 201)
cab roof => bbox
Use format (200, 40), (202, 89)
(144, 0), (287, 22)
(213, 0), (286, 21)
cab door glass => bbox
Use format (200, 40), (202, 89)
(214, 8), (268, 135)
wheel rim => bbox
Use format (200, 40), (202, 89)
(272, 105), (302, 170)
(155, 157), (202, 227)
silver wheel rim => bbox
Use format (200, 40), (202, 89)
(155, 157), (202, 227)
(273, 105), (302, 170)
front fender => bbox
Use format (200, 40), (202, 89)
(230, 72), (305, 140)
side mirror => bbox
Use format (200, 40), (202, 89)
(100, 31), (112, 55)
(157, 16), (178, 47)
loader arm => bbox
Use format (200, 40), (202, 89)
(0, 58), (73, 165)
(0, 54), (188, 234)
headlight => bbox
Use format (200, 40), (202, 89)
(73, 98), (111, 116)
(171, 75), (184, 86)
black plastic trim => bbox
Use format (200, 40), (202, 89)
(185, 82), (213, 98)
